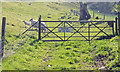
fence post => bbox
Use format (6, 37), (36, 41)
(103, 14), (105, 20)
(88, 23), (90, 45)
(118, 1), (120, 63)
(112, 22), (114, 35)
(93, 10), (94, 18)
(0, 17), (6, 60)
(118, 12), (120, 35)
(38, 15), (41, 40)
(115, 17), (118, 35)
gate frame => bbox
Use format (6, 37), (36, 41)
(20, 15), (118, 45)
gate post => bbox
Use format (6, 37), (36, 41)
(0, 17), (6, 60)
(115, 17), (118, 35)
(38, 15), (41, 40)
(88, 23), (90, 45)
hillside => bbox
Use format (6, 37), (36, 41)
(1, 2), (119, 70)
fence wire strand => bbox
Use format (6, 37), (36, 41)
(1, 19), (38, 58)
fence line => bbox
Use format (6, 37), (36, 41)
(4, 31), (37, 57)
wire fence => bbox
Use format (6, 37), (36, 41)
(1, 19), (38, 58)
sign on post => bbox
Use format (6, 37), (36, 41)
(58, 27), (71, 32)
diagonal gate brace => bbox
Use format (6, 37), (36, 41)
(66, 22), (88, 40)
(91, 22), (111, 40)
(41, 22), (63, 40)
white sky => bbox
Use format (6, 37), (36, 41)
(1, 0), (120, 2)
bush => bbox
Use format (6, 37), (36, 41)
(59, 55), (65, 59)
(95, 51), (109, 58)
(68, 61), (74, 64)
(65, 46), (72, 50)
(108, 56), (115, 61)
(73, 58), (80, 63)
(73, 49), (79, 52)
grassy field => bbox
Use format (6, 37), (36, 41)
(1, 2), (119, 70)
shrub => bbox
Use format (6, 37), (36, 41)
(108, 56), (115, 61)
(65, 52), (70, 56)
(73, 49), (79, 52)
(68, 61), (74, 64)
(65, 46), (73, 50)
(95, 51), (109, 58)
(59, 55), (65, 59)
(73, 58), (80, 63)
(70, 65), (76, 69)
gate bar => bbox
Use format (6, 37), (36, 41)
(38, 15), (41, 40)
(88, 23), (90, 45)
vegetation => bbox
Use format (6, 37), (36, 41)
(2, 35), (119, 70)
(1, 2), (119, 70)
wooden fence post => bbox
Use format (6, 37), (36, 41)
(103, 14), (105, 20)
(118, 1), (120, 63)
(93, 10), (94, 18)
(115, 17), (118, 35)
(38, 15), (41, 40)
(0, 17), (6, 59)
(118, 12), (120, 36)
(112, 22), (114, 35)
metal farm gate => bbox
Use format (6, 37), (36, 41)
(21, 15), (118, 44)
(0, 15), (119, 59)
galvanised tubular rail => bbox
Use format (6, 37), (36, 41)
(39, 31), (113, 33)
(41, 20), (115, 22)
(41, 36), (106, 38)
(43, 26), (111, 28)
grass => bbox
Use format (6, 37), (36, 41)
(2, 35), (119, 70)
(1, 2), (119, 70)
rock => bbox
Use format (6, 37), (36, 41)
(48, 13), (51, 15)
(95, 16), (99, 19)
(56, 8), (59, 10)
(29, 2), (31, 5)
(98, 66), (106, 70)
(12, 24), (15, 26)
(42, 58), (49, 62)
(47, 17), (51, 18)
(47, 65), (52, 67)
(7, 23), (9, 25)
